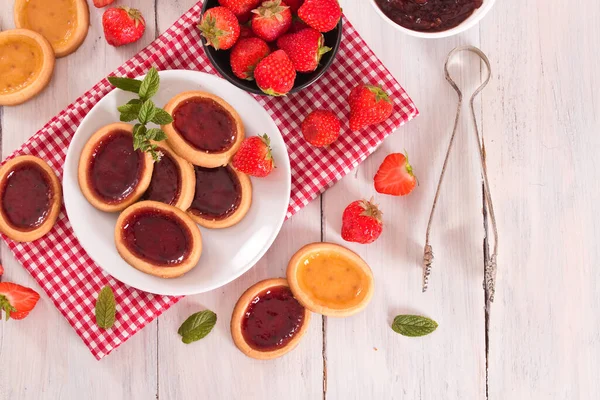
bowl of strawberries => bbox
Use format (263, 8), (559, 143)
(199, 0), (343, 96)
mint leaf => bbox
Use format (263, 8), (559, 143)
(117, 103), (142, 114)
(146, 128), (164, 140)
(107, 76), (142, 94)
(392, 315), (438, 337)
(178, 310), (217, 344)
(138, 100), (156, 125)
(151, 108), (174, 125)
(120, 113), (139, 122)
(139, 67), (160, 100)
(95, 286), (116, 329)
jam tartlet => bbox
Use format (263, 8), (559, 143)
(142, 141), (195, 211)
(163, 91), (245, 168)
(115, 201), (202, 278)
(187, 164), (252, 229)
(287, 243), (375, 317)
(231, 278), (310, 360)
(78, 123), (154, 213)
(14, 0), (89, 58)
(0, 155), (62, 242)
(0, 29), (55, 106)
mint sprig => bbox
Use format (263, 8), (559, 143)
(108, 67), (173, 162)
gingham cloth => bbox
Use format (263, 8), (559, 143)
(0, 1), (417, 360)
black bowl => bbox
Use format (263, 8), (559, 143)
(200, 0), (343, 96)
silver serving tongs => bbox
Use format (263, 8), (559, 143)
(422, 45), (499, 310)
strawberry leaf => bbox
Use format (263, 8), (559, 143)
(95, 286), (116, 329)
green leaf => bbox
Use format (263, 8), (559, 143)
(151, 108), (174, 125)
(138, 100), (156, 125)
(107, 76), (142, 94)
(127, 98), (142, 105)
(0, 294), (17, 320)
(120, 113), (139, 122)
(117, 103), (142, 114)
(146, 128), (163, 141)
(139, 67), (160, 100)
(177, 310), (217, 344)
(95, 286), (116, 329)
(391, 315), (438, 337)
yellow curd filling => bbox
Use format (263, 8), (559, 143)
(296, 251), (370, 310)
(21, 0), (78, 49)
(0, 37), (44, 95)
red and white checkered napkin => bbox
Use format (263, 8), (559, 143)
(1, 1), (417, 359)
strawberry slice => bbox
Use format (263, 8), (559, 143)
(0, 282), (40, 320)
(93, 0), (115, 8)
(374, 152), (417, 196)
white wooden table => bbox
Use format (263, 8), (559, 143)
(1, 1), (599, 399)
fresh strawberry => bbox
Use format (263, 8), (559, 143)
(233, 134), (275, 177)
(10, 311), (30, 320)
(219, 0), (262, 23)
(0, 282), (40, 320)
(102, 7), (146, 47)
(301, 110), (340, 147)
(288, 18), (309, 33)
(374, 153), (417, 196)
(286, 0), (304, 13)
(239, 24), (255, 39)
(276, 28), (331, 72)
(0, 263), (3, 277)
(198, 6), (241, 50)
(341, 199), (383, 244)
(348, 84), (393, 131)
(254, 49), (296, 95)
(297, 0), (341, 33)
(251, 0), (292, 42)
(93, 0), (115, 8)
(230, 38), (271, 80)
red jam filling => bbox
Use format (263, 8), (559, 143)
(142, 151), (181, 206)
(242, 286), (305, 351)
(1, 161), (52, 231)
(122, 209), (191, 266)
(172, 98), (236, 153)
(188, 166), (241, 220)
(375, 0), (483, 32)
(88, 130), (143, 203)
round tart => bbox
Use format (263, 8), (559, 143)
(163, 91), (245, 168)
(115, 201), (202, 279)
(78, 122), (154, 213)
(0, 155), (62, 242)
(231, 278), (310, 360)
(0, 29), (55, 106)
(142, 141), (195, 211)
(14, 0), (89, 58)
(287, 243), (375, 317)
(187, 164), (252, 229)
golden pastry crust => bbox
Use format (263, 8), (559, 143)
(151, 141), (195, 211)
(0, 155), (62, 242)
(78, 123), (154, 213)
(162, 91), (245, 168)
(0, 29), (55, 106)
(231, 278), (311, 360)
(14, 0), (90, 58)
(186, 166), (252, 229)
(115, 201), (202, 279)
(287, 242), (375, 317)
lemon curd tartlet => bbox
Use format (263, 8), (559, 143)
(287, 243), (375, 317)
(163, 91), (245, 168)
(0, 29), (55, 106)
(231, 278), (310, 360)
(0, 155), (62, 242)
(14, 0), (90, 58)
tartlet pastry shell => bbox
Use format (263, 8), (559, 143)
(152, 141), (195, 211)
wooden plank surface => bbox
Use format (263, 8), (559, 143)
(1, 0), (599, 399)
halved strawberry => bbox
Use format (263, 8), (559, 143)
(0, 282), (40, 320)
(374, 152), (417, 196)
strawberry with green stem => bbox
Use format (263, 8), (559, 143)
(276, 28), (331, 72)
(254, 49), (296, 95)
(230, 37), (271, 80)
(341, 199), (383, 244)
(233, 134), (275, 177)
(0, 282), (41, 321)
(374, 152), (417, 196)
(102, 7), (146, 47)
(348, 84), (394, 131)
(198, 6), (241, 50)
(251, 0), (292, 42)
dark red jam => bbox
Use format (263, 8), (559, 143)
(88, 130), (143, 203)
(242, 286), (305, 351)
(188, 166), (241, 220)
(1, 161), (52, 231)
(142, 151), (181, 205)
(375, 0), (483, 32)
(122, 209), (191, 266)
(172, 98), (236, 153)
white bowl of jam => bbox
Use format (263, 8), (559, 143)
(371, 0), (497, 39)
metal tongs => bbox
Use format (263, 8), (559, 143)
(422, 45), (499, 310)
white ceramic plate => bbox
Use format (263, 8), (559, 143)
(63, 70), (291, 296)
